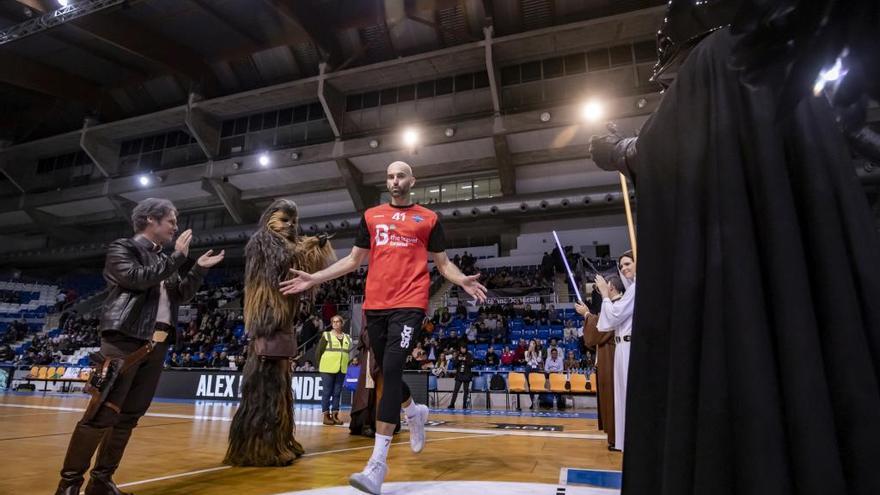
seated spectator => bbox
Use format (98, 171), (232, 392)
(180, 353), (194, 367)
(563, 320), (578, 342)
(485, 346), (499, 367)
(544, 348), (566, 410)
(500, 345), (515, 366)
(209, 351), (225, 368)
(544, 339), (561, 361)
(564, 350), (580, 371)
(514, 339), (527, 364)
(432, 354), (448, 377)
(545, 348), (564, 372)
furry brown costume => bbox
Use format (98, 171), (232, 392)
(224, 199), (335, 467)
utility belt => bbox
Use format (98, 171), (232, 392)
(614, 335), (631, 344)
(82, 323), (172, 422)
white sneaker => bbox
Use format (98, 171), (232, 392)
(407, 403), (429, 453)
(349, 458), (388, 494)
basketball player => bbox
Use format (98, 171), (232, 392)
(280, 161), (487, 494)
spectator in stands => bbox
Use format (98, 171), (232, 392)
(209, 351), (224, 368)
(0, 343), (13, 362)
(299, 312), (324, 351)
(544, 348), (566, 410)
(548, 304), (562, 324)
(545, 339), (561, 361)
(432, 354), (448, 377)
(166, 352), (180, 367)
(563, 320), (579, 343)
(404, 354), (421, 371)
(180, 353), (194, 368)
(564, 350), (580, 371)
(449, 343), (473, 409)
(525, 340), (543, 409)
(456, 300), (468, 319)
(514, 338), (527, 364)
(55, 291), (67, 312)
(436, 307), (452, 326)
(485, 346), (499, 367)
(501, 345), (515, 366)
(541, 251), (555, 281)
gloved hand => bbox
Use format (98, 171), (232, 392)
(589, 134), (639, 179)
(589, 134), (623, 172)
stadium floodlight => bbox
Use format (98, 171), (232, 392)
(402, 127), (419, 148)
(58, 0), (70, 7)
(581, 100), (604, 123)
(138, 175), (151, 187)
(258, 153), (270, 167)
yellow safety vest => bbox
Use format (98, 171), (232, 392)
(318, 331), (351, 374)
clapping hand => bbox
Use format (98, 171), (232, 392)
(574, 302), (590, 317)
(594, 274), (611, 299)
(175, 229), (193, 257)
(197, 249), (225, 268)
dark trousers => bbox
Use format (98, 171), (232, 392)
(320, 372), (345, 413)
(450, 378), (471, 408)
(59, 330), (169, 484)
(365, 309), (424, 424)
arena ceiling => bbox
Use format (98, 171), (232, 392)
(0, 0), (876, 266)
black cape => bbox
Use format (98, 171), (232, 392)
(623, 28), (880, 495)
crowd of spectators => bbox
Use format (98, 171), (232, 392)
(11, 314), (100, 366)
(0, 290), (26, 304)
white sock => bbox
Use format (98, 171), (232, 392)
(403, 401), (419, 418)
(370, 433), (392, 463)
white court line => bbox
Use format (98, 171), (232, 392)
(117, 433), (497, 489)
(409, 425), (606, 440)
(0, 404), (604, 439)
(0, 404), (328, 427)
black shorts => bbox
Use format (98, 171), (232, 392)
(364, 308), (426, 360)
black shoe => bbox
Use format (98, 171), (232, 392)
(85, 474), (133, 495)
(607, 445), (622, 452)
(54, 481), (82, 495)
(362, 425), (375, 438)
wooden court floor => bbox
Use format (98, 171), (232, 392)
(0, 392), (621, 495)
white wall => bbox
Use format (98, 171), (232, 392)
(512, 214), (633, 257)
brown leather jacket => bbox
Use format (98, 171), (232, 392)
(100, 235), (206, 342)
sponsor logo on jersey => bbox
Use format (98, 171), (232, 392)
(413, 215), (424, 223)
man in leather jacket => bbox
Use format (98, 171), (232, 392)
(55, 198), (224, 495)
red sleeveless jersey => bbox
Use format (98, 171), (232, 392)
(354, 203), (446, 311)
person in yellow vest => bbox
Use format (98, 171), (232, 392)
(317, 314), (352, 426)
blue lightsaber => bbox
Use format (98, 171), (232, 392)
(552, 230), (583, 304)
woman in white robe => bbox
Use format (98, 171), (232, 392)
(596, 251), (636, 451)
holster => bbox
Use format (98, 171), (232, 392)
(81, 342), (154, 423)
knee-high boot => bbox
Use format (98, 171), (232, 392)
(55, 423), (108, 495)
(85, 426), (134, 495)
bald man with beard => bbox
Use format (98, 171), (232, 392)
(281, 161), (488, 494)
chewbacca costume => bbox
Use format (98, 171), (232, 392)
(224, 199), (335, 466)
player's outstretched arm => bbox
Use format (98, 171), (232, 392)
(431, 251), (488, 304)
(280, 246), (369, 295)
